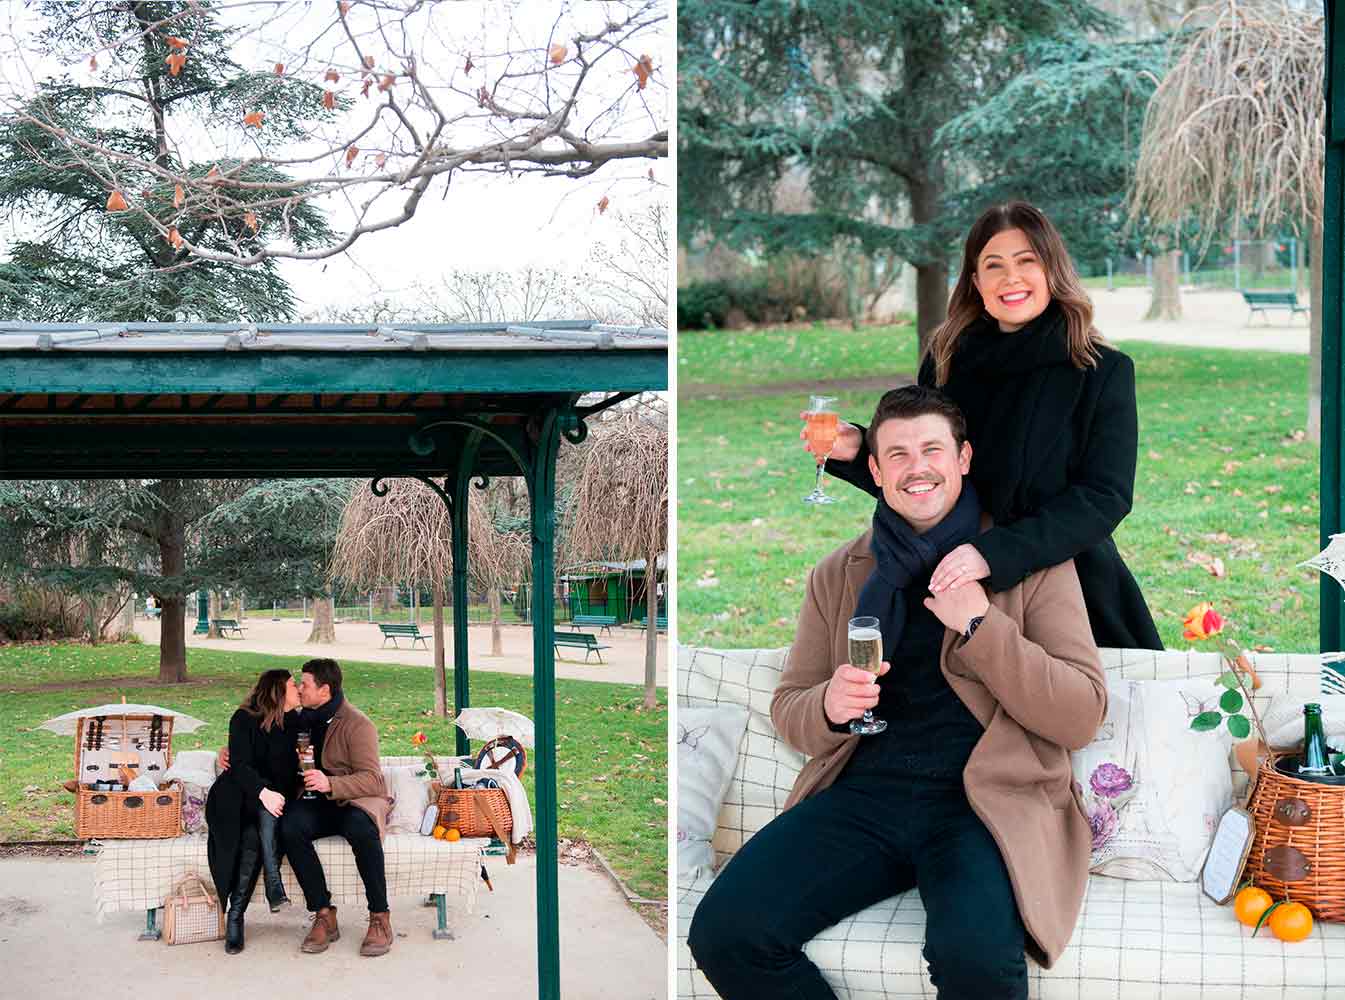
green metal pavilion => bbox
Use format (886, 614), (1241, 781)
(0, 319), (667, 999)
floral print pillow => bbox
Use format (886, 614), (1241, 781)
(1071, 678), (1233, 881)
(179, 783), (208, 835)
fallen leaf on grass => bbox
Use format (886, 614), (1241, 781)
(1265, 485), (1284, 494)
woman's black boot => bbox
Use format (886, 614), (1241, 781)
(225, 831), (262, 954)
(258, 809), (291, 912)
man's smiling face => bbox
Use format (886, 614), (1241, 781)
(867, 413), (972, 534)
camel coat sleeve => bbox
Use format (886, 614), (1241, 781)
(771, 546), (857, 759)
(945, 558), (1106, 751)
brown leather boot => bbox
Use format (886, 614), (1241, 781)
(301, 906), (340, 953)
(359, 911), (393, 957)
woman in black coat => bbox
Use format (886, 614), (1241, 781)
(817, 201), (1161, 650)
(206, 669), (301, 954)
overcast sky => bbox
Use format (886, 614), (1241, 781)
(0, 0), (669, 317)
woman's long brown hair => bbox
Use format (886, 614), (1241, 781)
(240, 669), (291, 733)
(925, 201), (1106, 385)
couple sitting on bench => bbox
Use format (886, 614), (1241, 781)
(207, 658), (393, 958)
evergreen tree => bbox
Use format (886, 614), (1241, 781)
(0, 0), (335, 321)
(680, 1), (1139, 343)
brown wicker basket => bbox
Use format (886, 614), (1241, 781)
(1244, 753), (1345, 922)
(433, 782), (512, 841)
(73, 713), (181, 839)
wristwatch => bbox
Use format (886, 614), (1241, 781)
(963, 615), (985, 642)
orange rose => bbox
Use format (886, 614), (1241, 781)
(411, 731), (427, 746)
(1182, 602), (1224, 641)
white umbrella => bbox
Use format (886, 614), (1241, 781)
(39, 703), (208, 735)
(1300, 534), (1345, 590)
(453, 707), (534, 747)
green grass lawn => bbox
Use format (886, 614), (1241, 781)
(677, 323), (1321, 653)
(0, 643), (666, 899)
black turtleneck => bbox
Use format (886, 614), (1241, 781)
(841, 572), (984, 786)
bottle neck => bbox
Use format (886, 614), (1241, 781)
(1302, 709), (1330, 773)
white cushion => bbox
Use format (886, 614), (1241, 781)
(384, 765), (433, 836)
(677, 705), (749, 881)
(1071, 678), (1233, 881)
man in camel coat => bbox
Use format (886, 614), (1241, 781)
(688, 385), (1106, 1000)
(283, 657), (393, 958)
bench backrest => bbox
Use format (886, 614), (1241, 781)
(380, 623), (422, 632)
(1243, 291), (1298, 304)
(678, 645), (1326, 867)
(555, 632), (598, 645)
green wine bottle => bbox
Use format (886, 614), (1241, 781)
(1299, 703), (1331, 776)
(453, 766), (464, 790)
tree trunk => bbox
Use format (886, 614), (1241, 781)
(489, 587), (504, 656)
(432, 577), (447, 718)
(157, 505), (188, 683)
(643, 551), (659, 711)
(237, 592), (245, 620)
(1309, 221), (1323, 444)
(1145, 247), (1182, 321)
(908, 176), (948, 358)
(208, 591), (222, 638)
(378, 585), (394, 615)
(306, 594), (335, 643)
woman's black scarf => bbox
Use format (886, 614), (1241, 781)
(854, 481), (982, 663)
(943, 301), (1086, 525)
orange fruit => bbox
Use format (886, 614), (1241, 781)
(445, 828), (462, 842)
(432, 825), (447, 840)
(1269, 901), (1314, 942)
(1234, 886), (1273, 927)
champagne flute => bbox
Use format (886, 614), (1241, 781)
(296, 730), (319, 800)
(847, 616), (887, 735)
(803, 394), (840, 505)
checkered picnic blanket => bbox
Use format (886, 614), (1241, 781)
(677, 645), (1345, 1000)
(93, 832), (487, 919)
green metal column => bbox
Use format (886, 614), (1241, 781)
(193, 590), (209, 634)
(529, 408), (564, 1000)
(1324, 0), (1345, 652)
(451, 432), (483, 759)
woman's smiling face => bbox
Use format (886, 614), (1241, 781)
(971, 227), (1050, 332)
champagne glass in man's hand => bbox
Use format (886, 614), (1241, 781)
(825, 618), (890, 736)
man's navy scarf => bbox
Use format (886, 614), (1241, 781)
(854, 482), (982, 663)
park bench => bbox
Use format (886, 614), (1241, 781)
(1242, 289), (1308, 324)
(92, 754), (489, 943)
(570, 613), (618, 635)
(379, 622), (431, 649)
(635, 614), (668, 632)
(211, 618), (246, 638)
(553, 631), (610, 663)
(142, 606), (160, 619)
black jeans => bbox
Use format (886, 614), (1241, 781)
(280, 797), (388, 913)
(688, 773), (1028, 1000)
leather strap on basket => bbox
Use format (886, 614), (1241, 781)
(473, 796), (516, 864)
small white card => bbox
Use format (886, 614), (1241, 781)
(1200, 807), (1254, 904)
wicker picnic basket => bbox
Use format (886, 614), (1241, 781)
(1244, 753), (1345, 922)
(73, 713), (182, 839)
(433, 782), (513, 842)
